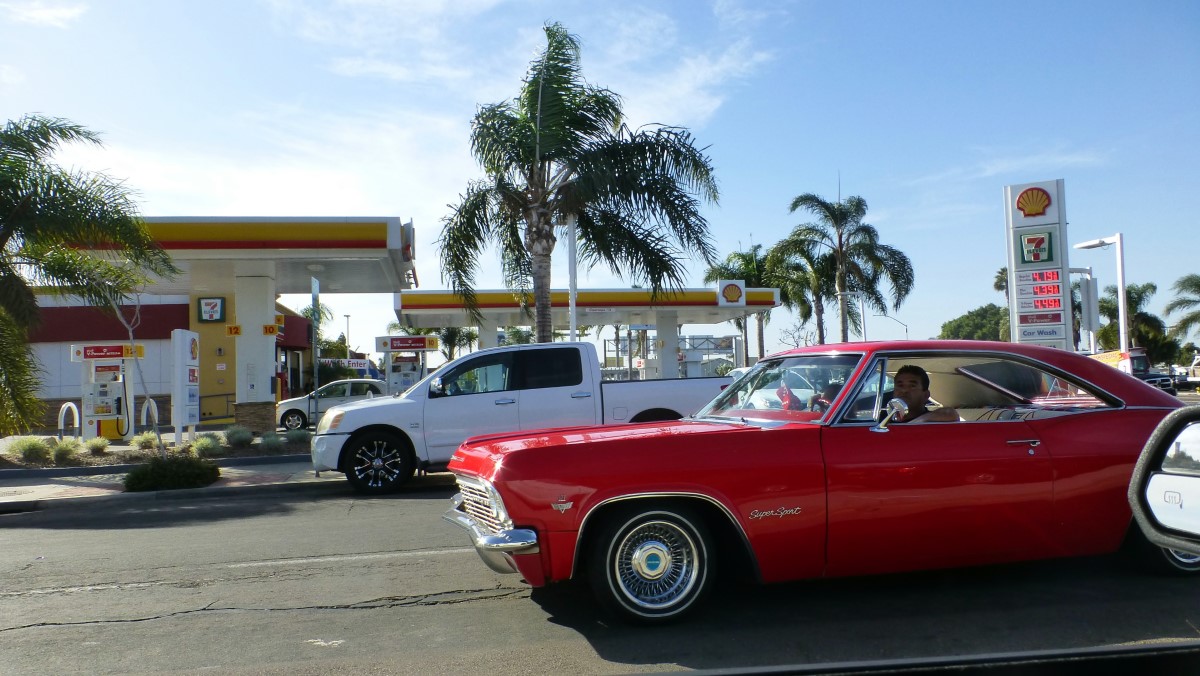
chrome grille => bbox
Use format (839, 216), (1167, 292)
(456, 476), (506, 534)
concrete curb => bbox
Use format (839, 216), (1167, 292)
(0, 454), (311, 479)
(0, 474), (349, 514)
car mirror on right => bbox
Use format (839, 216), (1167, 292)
(1129, 406), (1200, 557)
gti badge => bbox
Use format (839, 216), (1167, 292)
(551, 496), (574, 513)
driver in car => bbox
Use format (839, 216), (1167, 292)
(893, 365), (959, 423)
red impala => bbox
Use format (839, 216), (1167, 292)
(444, 341), (1192, 623)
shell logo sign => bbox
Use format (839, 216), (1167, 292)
(1015, 187), (1052, 217)
(717, 280), (746, 307)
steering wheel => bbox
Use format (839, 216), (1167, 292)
(446, 382), (461, 396)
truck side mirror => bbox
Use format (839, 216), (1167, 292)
(429, 377), (446, 398)
(1128, 406), (1200, 557)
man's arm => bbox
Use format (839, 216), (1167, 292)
(912, 406), (960, 423)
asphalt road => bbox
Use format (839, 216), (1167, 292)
(2, 478), (1200, 675)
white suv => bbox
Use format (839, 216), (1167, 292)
(277, 379), (386, 430)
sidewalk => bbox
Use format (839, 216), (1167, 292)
(0, 453), (350, 514)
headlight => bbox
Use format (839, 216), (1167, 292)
(316, 409), (345, 433)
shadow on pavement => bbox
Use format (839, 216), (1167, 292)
(529, 555), (1200, 673)
(0, 477), (458, 530)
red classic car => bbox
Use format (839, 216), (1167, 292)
(444, 340), (1192, 623)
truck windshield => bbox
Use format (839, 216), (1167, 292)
(696, 353), (865, 423)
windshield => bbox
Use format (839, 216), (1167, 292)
(697, 353), (865, 423)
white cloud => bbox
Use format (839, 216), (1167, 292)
(263, 0), (504, 46)
(0, 64), (25, 87)
(712, 0), (779, 27)
(0, 0), (86, 27)
(617, 38), (773, 129)
(907, 146), (1108, 185)
(328, 56), (471, 82)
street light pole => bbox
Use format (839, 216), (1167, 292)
(837, 291), (867, 341)
(873, 314), (908, 340)
(1073, 233), (1128, 354)
(344, 314), (351, 359)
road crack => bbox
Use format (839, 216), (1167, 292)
(0, 585), (529, 633)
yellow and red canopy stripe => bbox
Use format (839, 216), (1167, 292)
(145, 221), (387, 250)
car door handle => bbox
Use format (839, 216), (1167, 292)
(494, 398), (516, 405)
(1006, 439), (1041, 447)
(571, 392), (593, 399)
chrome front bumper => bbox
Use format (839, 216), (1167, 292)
(443, 493), (539, 575)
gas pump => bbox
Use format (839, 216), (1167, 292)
(375, 335), (439, 394)
(72, 343), (142, 442)
(81, 360), (134, 441)
(388, 353), (426, 393)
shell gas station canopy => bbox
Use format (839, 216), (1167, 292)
(131, 217), (778, 389)
(393, 288), (781, 333)
(394, 286), (781, 376)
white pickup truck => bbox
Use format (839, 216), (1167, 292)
(310, 341), (731, 493)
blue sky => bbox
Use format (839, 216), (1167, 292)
(3, 0), (1198, 357)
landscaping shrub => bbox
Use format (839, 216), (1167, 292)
(258, 432), (284, 453)
(53, 438), (83, 465)
(85, 437), (110, 455)
(12, 438), (52, 465)
(123, 456), (220, 492)
(223, 425), (254, 449)
(285, 428), (311, 445)
(131, 431), (161, 450)
(191, 433), (224, 458)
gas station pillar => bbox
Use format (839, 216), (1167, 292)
(477, 318), (500, 350)
(655, 310), (680, 379)
(233, 272), (279, 433)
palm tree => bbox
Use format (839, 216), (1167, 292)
(440, 23), (719, 343)
(994, 267), (1009, 300)
(704, 245), (771, 364)
(1, 114), (176, 435)
(767, 236), (834, 344)
(785, 194), (914, 342)
(1165, 274), (1200, 342)
(1096, 282), (1176, 362)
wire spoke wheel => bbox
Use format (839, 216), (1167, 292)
(614, 520), (697, 609)
(590, 507), (714, 623)
(1163, 547), (1200, 571)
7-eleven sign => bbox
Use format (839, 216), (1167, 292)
(1020, 232), (1053, 264)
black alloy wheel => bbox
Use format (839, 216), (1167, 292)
(342, 431), (415, 494)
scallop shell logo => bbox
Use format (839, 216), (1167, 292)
(721, 283), (743, 303)
(1016, 187), (1052, 217)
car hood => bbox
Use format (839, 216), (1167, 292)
(276, 394), (309, 410)
(448, 417), (778, 481)
(334, 394), (415, 415)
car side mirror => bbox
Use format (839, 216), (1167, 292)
(1128, 406), (1200, 557)
(429, 377), (446, 398)
(871, 398), (908, 432)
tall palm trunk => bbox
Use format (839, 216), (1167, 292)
(526, 214), (556, 343)
(755, 312), (766, 362)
